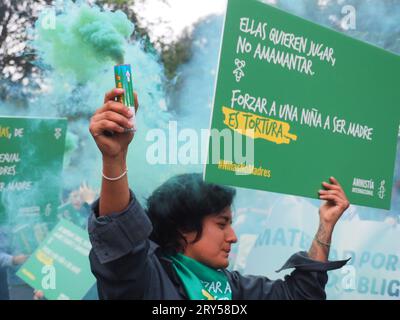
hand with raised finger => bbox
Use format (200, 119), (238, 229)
(318, 176), (350, 228)
(79, 181), (97, 205)
(89, 88), (139, 159)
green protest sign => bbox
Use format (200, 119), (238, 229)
(0, 116), (67, 224)
(205, 0), (400, 209)
(16, 219), (96, 300)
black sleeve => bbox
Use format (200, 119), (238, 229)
(228, 251), (349, 300)
(87, 190), (153, 299)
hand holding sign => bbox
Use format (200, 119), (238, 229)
(318, 177), (350, 228)
(12, 254), (28, 265)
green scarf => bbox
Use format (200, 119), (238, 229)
(169, 253), (232, 300)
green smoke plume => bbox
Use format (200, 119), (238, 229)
(33, 1), (134, 83)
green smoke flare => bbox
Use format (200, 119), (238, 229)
(34, 1), (134, 82)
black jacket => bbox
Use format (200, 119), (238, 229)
(88, 191), (348, 300)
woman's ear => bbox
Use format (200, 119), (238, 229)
(180, 230), (197, 245)
(180, 231), (197, 256)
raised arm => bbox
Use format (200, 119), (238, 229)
(308, 176), (349, 262)
(88, 89), (157, 299)
(89, 88), (138, 216)
(229, 176), (350, 300)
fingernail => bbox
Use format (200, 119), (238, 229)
(128, 120), (134, 127)
(128, 109), (134, 116)
(116, 88), (124, 93)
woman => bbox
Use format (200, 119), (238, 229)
(88, 88), (349, 300)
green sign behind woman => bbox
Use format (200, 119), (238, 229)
(0, 116), (67, 223)
(205, 0), (400, 210)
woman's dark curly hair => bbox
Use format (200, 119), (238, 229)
(146, 173), (236, 254)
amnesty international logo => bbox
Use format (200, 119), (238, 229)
(378, 180), (386, 199)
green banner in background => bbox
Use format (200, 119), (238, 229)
(0, 116), (67, 226)
(205, 0), (400, 210)
(16, 219), (96, 300)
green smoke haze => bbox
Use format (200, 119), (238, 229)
(34, 1), (134, 82)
